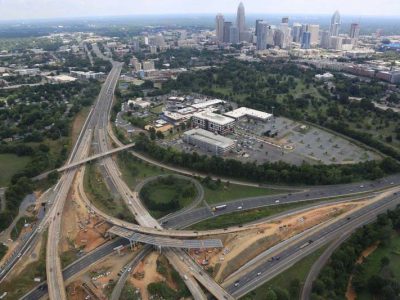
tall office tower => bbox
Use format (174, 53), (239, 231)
(266, 26), (276, 47)
(282, 17), (289, 24)
(278, 22), (291, 49)
(215, 14), (225, 42)
(223, 22), (232, 43)
(292, 23), (302, 42)
(330, 36), (343, 50)
(236, 2), (246, 41)
(255, 19), (263, 37)
(330, 10), (341, 36)
(256, 21), (269, 50)
(230, 26), (240, 44)
(274, 29), (285, 48)
(308, 24), (320, 45)
(349, 23), (360, 40)
(301, 31), (311, 49)
(320, 30), (331, 49)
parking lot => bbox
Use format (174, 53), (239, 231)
(167, 116), (379, 166)
(232, 117), (379, 165)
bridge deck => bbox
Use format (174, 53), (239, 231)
(108, 226), (223, 249)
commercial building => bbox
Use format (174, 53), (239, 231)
(256, 21), (269, 50)
(191, 99), (225, 109)
(143, 60), (155, 71)
(215, 14), (225, 42)
(192, 111), (235, 135)
(308, 24), (320, 45)
(301, 32), (311, 49)
(236, 2), (246, 42)
(70, 71), (105, 80)
(330, 10), (341, 36)
(183, 129), (235, 156)
(350, 23), (361, 40)
(223, 22), (232, 43)
(224, 107), (273, 122)
(230, 27), (240, 44)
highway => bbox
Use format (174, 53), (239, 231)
(6, 46), (400, 299)
(224, 189), (400, 298)
(44, 62), (124, 300)
(300, 231), (352, 300)
(19, 188), (399, 300)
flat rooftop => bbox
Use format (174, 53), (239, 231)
(184, 128), (235, 148)
(224, 107), (273, 120)
(193, 111), (235, 126)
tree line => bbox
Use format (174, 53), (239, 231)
(134, 133), (400, 186)
(312, 205), (400, 300)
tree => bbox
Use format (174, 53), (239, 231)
(265, 289), (277, 300)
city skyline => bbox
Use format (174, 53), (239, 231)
(1, 0), (400, 21)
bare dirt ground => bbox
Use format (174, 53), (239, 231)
(195, 201), (367, 282)
(345, 242), (380, 300)
(66, 280), (87, 300)
(66, 248), (137, 299)
(61, 177), (110, 254)
(130, 252), (165, 300)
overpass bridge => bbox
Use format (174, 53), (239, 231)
(57, 143), (135, 172)
(108, 226), (223, 249)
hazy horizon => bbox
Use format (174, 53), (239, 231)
(1, 0), (400, 21)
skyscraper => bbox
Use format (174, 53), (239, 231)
(330, 10), (341, 36)
(256, 21), (269, 50)
(230, 26), (240, 44)
(292, 23), (302, 43)
(320, 30), (331, 49)
(301, 31), (311, 49)
(350, 23), (361, 40)
(215, 14), (225, 42)
(308, 24), (320, 45)
(255, 19), (263, 37)
(223, 22), (232, 43)
(281, 17), (289, 24)
(236, 2), (246, 42)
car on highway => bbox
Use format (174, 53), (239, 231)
(237, 206), (243, 210)
(257, 272), (262, 276)
(275, 200), (280, 203)
(234, 281), (240, 287)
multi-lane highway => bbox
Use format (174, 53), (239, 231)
(45, 62), (124, 300)
(224, 189), (400, 298)
(6, 47), (400, 300)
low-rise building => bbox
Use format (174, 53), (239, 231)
(183, 128), (235, 156)
(224, 107), (272, 122)
(192, 111), (235, 135)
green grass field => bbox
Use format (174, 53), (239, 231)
(84, 163), (136, 223)
(0, 154), (31, 187)
(203, 183), (286, 205)
(190, 201), (318, 230)
(141, 177), (197, 218)
(241, 245), (328, 300)
(117, 152), (170, 189)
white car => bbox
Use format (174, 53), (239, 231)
(237, 206), (243, 210)
(275, 200), (280, 203)
(257, 272), (262, 276)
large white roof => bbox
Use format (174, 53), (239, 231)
(224, 107), (272, 120)
(193, 111), (235, 126)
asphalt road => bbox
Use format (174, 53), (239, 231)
(225, 190), (400, 298)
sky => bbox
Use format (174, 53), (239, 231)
(0, 0), (399, 21)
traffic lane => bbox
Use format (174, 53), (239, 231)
(22, 238), (129, 300)
(165, 176), (400, 229)
(227, 193), (400, 295)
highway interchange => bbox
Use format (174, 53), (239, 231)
(2, 51), (400, 300)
